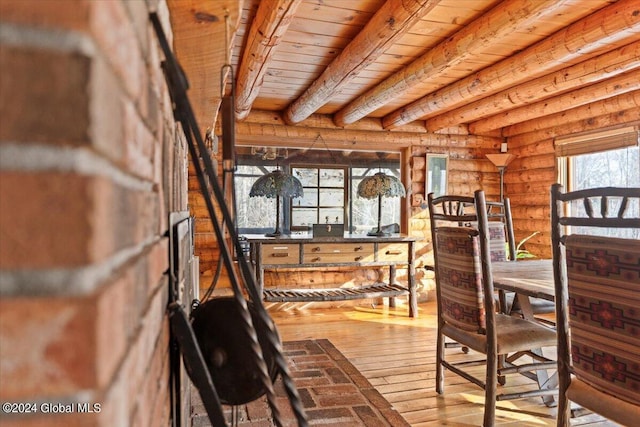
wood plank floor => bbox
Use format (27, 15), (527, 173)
(267, 299), (620, 427)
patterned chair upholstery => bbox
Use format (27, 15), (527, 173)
(565, 235), (640, 410)
(435, 227), (486, 332)
(429, 190), (558, 427)
(551, 184), (640, 426)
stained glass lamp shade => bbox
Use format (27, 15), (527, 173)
(250, 169), (303, 236)
(357, 172), (406, 236)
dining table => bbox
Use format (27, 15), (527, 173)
(491, 258), (558, 406)
(491, 258), (555, 321)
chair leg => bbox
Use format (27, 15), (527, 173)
(556, 388), (570, 427)
(484, 350), (498, 427)
(436, 326), (445, 394)
(497, 354), (506, 385)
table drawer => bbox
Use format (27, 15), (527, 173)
(303, 243), (374, 264)
(303, 252), (373, 264)
(261, 244), (299, 265)
(377, 243), (409, 262)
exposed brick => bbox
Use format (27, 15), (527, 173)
(353, 405), (388, 427)
(0, 296), (97, 400)
(89, 0), (143, 100)
(95, 277), (130, 388)
(314, 392), (366, 407)
(0, 46), (90, 145)
(305, 406), (355, 423)
(0, 173), (160, 269)
(0, 411), (100, 427)
(0, 0), (92, 32)
(89, 55), (126, 163)
(123, 100), (155, 181)
(311, 384), (359, 396)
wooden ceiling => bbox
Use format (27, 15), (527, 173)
(167, 0), (640, 150)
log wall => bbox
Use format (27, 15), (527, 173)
(192, 107), (640, 301)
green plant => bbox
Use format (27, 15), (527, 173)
(515, 231), (540, 259)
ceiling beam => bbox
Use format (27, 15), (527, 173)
(235, 0), (302, 121)
(502, 90), (640, 137)
(234, 121), (501, 151)
(507, 107), (640, 148)
(382, 0), (640, 130)
(282, 0), (441, 125)
(469, 70), (640, 136)
(463, 42), (640, 134)
(332, 0), (570, 127)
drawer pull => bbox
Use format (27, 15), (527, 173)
(386, 250), (402, 255)
(312, 247), (321, 252)
(271, 253), (290, 258)
(311, 257), (321, 262)
(354, 256), (363, 261)
(354, 246), (363, 251)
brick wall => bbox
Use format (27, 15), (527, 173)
(0, 1), (183, 425)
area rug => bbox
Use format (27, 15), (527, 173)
(192, 338), (409, 426)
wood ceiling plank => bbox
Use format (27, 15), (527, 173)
(445, 40), (640, 133)
(335, 0), (572, 127)
(282, 0), (443, 125)
(295, 0), (382, 25)
(167, 0), (242, 130)
(382, 0), (640, 130)
(235, 0), (302, 120)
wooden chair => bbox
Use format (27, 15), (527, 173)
(551, 184), (640, 426)
(428, 190), (558, 427)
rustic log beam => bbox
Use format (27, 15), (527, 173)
(507, 107), (640, 148)
(243, 109), (428, 133)
(442, 42), (640, 133)
(382, 0), (640, 129)
(502, 89), (640, 137)
(333, 0), (567, 127)
(281, 0), (440, 125)
(234, 121), (501, 150)
(235, 0), (302, 121)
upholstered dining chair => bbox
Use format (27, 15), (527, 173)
(551, 184), (640, 426)
(428, 190), (558, 427)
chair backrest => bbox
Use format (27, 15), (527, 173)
(551, 184), (640, 419)
(487, 198), (516, 261)
(428, 191), (497, 334)
(433, 195), (516, 262)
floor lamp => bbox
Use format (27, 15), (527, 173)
(486, 153), (515, 202)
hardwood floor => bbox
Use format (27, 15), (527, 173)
(268, 299), (620, 427)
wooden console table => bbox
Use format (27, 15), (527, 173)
(245, 234), (418, 318)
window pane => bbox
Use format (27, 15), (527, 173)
(294, 188), (318, 207)
(319, 189), (343, 207)
(292, 208), (317, 226)
(319, 208), (344, 224)
(351, 168), (401, 234)
(292, 168), (317, 186)
(319, 168), (344, 187)
(235, 165), (278, 229)
(570, 145), (639, 239)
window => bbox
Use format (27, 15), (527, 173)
(291, 166), (346, 228)
(557, 127), (639, 239)
(351, 167), (402, 234)
(234, 149), (402, 235)
(234, 164), (279, 234)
